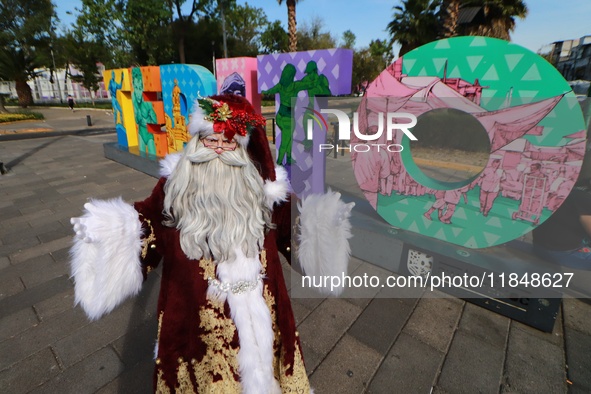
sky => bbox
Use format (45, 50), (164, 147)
(54, 0), (591, 56)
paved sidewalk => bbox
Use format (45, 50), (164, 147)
(1, 132), (590, 394)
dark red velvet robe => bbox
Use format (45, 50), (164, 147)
(133, 178), (309, 393)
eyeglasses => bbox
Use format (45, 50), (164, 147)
(201, 136), (237, 151)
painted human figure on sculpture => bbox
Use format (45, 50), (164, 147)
(109, 70), (124, 125)
(220, 72), (246, 97)
(424, 188), (469, 224)
(131, 67), (157, 156)
(301, 61), (332, 149)
(262, 64), (316, 165)
(478, 158), (505, 217)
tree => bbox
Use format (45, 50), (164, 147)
(225, 2), (269, 56)
(341, 30), (356, 49)
(387, 0), (441, 57)
(74, 0), (131, 68)
(260, 20), (289, 54)
(297, 17), (336, 51)
(277, 0), (300, 52)
(0, 0), (55, 107)
(62, 31), (103, 104)
(168, 0), (213, 63)
(439, 0), (461, 37)
(351, 39), (394, 94)
(124, 0), (174, 65)
(459, 0), (527, 40)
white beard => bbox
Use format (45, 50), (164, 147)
(163, 138), (271, 262)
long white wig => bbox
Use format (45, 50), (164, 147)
(163, 137), (272, 262)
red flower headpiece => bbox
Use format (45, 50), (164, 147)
(191, 97), (266, 144)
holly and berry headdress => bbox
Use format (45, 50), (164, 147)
(188, 94), (266, 148)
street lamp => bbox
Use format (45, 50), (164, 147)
(49, 43), (63, 103)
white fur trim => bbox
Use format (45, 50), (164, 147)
(69, 198), (144, 320)
(158, 153), (182, 178)
(264, 166), (291, 208)
(213, 248), (280, 394)
(188, 100), (215, 138)
(297, 190), (355, 296)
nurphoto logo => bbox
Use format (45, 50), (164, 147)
(305, 108), (418, 153)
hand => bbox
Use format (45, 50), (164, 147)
(70, 202), (97, 243)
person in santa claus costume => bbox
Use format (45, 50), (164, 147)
(69, 94), (354, 393)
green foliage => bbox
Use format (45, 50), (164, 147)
(260, 20), (289, 54)
(123, 0), (174, 65)
(351, 39), (394, 94)
(341, 30), (356, 50)
(387, 0), (441, 57)
(0, 0), (56, 106)
(296, 17), (336, 51)
(0, 111), (44, 123)
(225, 2), (269, 56)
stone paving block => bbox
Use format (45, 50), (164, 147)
(53, 298), (152, 368)
(501, 322), (567, 393)
(2, 208), (54, 227)
(297, 298), (363, 360)
(309, 334), (382, 394)
(0, 256), (9, 270)
(0, 347), (61, 394)
(0, 272), (25, 301)
(367, 332), (444, 394)
(30, 346), (125, 394)
(0, 275), (71, 317)
(0, 306), (39, 343)
(19, 256), (69, 289)
(112, 318), (158, 368)
(456, 302), (509, 348)
(562, 297), (591, 336)
(435, 324), (507, 394)
(33, 288), (75, 321)
(300, 340), (325, 375)
(402, 297), (464, 353)
(9, 236), (71, 264)
(1, 225), (43, 246)
(36, 223), (70, 244)
(348, 297), (418, 355)
(94, 358), (154, 394)
(564, 327), (591, 393)
(0, 305), (89, 371)
(0, 235), (40, 259)
(291, 299), (312, 326)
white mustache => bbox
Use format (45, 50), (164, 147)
(185, 143), (247, 167)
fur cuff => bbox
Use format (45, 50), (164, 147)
(264, 166), (290, 208)
(297, 191), (355, 296)
(69, 198), (144, 320)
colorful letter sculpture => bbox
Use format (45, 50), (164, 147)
(216, 57), (261, 113)
(352, 37), (587, 248)
(258, 49), (353, 196)
(105, 64), (217, 158)
(103, 68), (134, 148)
(160, 64), (217, 153)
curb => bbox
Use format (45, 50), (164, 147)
(0, 127), (116, 141)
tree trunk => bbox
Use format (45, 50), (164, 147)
(287, 0), (297, 52)
(15, 79), (33, 108)
(179, 34), (186, 64)
(0, 95), (9, 113)
(441, 0), (460, 38)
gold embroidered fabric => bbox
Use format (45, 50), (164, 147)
(156, 369), (171, 394)
(139, 213), (156, 258)
(280, 343), (311, 393)
(176, 361), (195, 393)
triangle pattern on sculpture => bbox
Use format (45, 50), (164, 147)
(434, 39), (451, 49)
(404, 58), (417, 74)
(466, 56), (483, 72)
(432, 58), (447, 74)
(482, 65), (499, 81)
(505, 54), (524, 72)
(522, 64), (542, 81)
